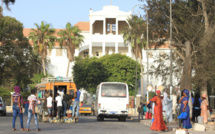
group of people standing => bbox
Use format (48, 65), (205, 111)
(12, 86), (81, 131)
(12, 86), (40, 131)
(138, 89), (209, 132)
(46, 87), (81, 122)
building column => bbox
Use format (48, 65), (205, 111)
(102, 42), (105, 56)
(116, 19), (118, 35)
(128, 45), (132, 57)
(103, 18), (106, 35)
(89, 41), (92, 57)
(115, 42), (118, 53)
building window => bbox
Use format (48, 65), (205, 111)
(112, 24), (116, 32)
(84, 51), (88, 57)
(56, 49), (63, 56)
(107, 23), (116, 33)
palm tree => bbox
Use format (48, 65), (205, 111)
(57, 22), (84, 77)
(29, 21), (56, 76)
(122, 15), (146, 99)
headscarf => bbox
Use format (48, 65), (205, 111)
(14, 86), (21, 94)
(14, 86), (23, 104)
(183, 89), (190, 98)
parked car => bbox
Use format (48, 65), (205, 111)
(0, 97), (6, 116)
(79, 105), (92, 116)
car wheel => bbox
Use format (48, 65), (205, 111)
(4, 110), (6, 116)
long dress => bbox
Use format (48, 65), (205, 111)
(163, 93), (173, 123)
(201, 99), (208, 123)
(150, 96), (167, 131)
(180, 97), (192, 129)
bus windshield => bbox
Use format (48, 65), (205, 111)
(101, 84), (127, 97)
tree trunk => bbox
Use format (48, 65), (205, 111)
(179, 41), (192, 117)
(201, 82), (208, 101)
(42, 59), (46, 76)
(66, 59), (70, 77)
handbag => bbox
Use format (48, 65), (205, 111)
(178, 112), (188, 119)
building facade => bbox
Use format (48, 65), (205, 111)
(23, 5), (179, 95)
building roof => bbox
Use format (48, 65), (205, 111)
(74, 22), (90, 31)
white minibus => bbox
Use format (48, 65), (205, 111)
(95, 82), (129, 121)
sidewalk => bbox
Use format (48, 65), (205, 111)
(140, 119), (215, 133)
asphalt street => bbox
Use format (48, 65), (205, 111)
(0, 115), (214, 134)
(0, 114), (171, 134)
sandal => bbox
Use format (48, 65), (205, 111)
(36, 128), (41, 131)
(20, 128), (25, 131)
(12, 128), (16, 131)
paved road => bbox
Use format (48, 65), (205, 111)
(0, 115), (214, 134)
(0, 115), (171, 134)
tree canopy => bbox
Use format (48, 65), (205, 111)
(73, 54), (141, 95)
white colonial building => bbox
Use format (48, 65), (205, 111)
(23, 5), (179, 95)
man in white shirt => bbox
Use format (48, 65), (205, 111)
(47, 93), (53, 121)
(55, 93), (63, 121)
(57, 88), (64, 100)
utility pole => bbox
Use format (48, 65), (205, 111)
(170, 0), (173, 88)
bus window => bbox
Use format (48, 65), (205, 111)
(69, 89), (75, 98)
(101, 84), (127, 97)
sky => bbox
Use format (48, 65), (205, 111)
(2, 0), (145, 29)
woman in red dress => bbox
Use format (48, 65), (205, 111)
(149, 90), (167, 131)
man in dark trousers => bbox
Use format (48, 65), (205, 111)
(138, 102), (144, 120)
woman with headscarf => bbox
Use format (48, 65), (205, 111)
(12, 86), (24, 131)
(201, 94), (208, 124)
(163, 92), (173, 124)
(149, 90), (167, 131)
(178, 89), (192, 129)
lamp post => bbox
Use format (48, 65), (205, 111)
(170, 0), (173, 90)
(132, 4), (149, 102)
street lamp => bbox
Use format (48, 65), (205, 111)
(170, 0), (173, 89)
(132, 4), (149, 102)
(147, 85), (152, 101)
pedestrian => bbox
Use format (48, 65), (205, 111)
(201, 94), (208, 124)
(72, 88), (81, 121)
(137, 102), (144, 120)
(178, 89), (192, 129)
(192, 94), (201, 123)
(24, 99), (29, 115)
(12, 86), (24, 131)
(163, 92), (173, 124)
(55, 93), (63, 122)
(25, 89), (41, 131)
(149, 90), (167, 131)
(63, 90), (73, 117)
(47, 93), (53, 122)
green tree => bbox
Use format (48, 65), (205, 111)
(57, 23), (84, 77)
(29, 21), (56, 76)
(73, 54), (141, 95)
(99, 54), (141, 95)
(73, 57), (108, 93)
(0, 16), (41, 87)
(122, 15), (146, 97)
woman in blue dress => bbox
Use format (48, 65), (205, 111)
(178, 89), (192, 129)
